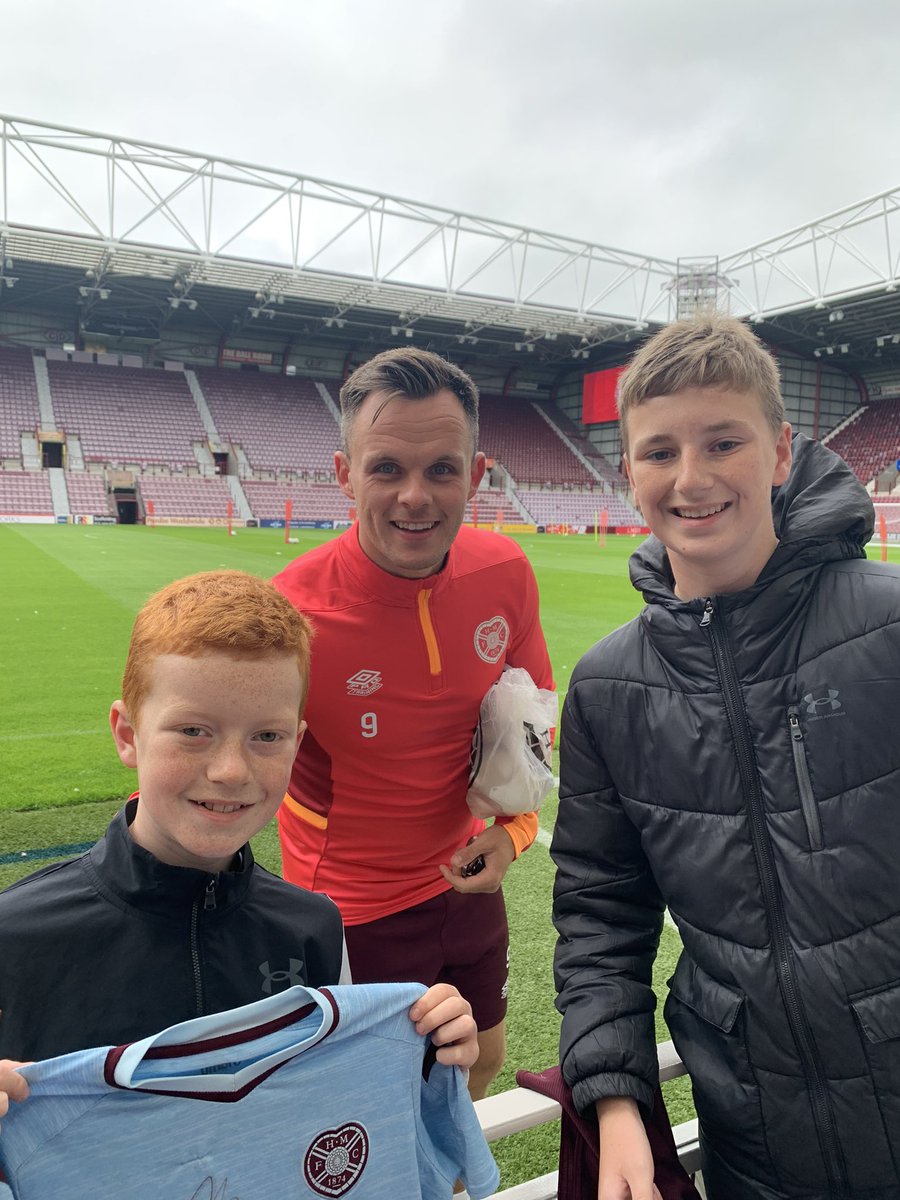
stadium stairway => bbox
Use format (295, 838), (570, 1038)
(47, 467), (69, 519)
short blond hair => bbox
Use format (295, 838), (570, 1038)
(122, 571), (312, 725)
(618, 315), (784, 451)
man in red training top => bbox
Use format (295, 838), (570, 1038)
(274, 347), (553, 1099)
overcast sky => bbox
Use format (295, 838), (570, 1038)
(4, 0), (900, 262)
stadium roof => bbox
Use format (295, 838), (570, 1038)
(2, 114), (900, 374)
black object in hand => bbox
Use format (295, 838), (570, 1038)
(462, 854), (486, 877)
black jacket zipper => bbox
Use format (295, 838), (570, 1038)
(788, 707), (823, 851)
(702, 599), (848, 1197)
(190, 877), (217, 1015)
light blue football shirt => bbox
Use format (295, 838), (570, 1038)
(0, 982), (499, 1199)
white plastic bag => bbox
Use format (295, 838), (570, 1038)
(466, 666), (558, 818)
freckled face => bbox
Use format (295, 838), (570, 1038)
(624, 387), (792, 599)
(336, 389), (486, 579)
(110, 651), (305, 873)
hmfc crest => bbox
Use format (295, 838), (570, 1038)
(304, 1122), (369, 1196)
(474, 616), (509, 663)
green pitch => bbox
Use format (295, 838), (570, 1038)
(2, 523), (896, 1187)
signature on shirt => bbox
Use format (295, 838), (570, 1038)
(186, 1179), (239, 1200)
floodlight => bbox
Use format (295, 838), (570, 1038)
(405, 328), (414, 338)
(813, 349), (822, 358)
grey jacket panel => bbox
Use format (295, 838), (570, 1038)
(552, 436), (900, 1199)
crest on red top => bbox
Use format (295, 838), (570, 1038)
(474, 616), (509, 663)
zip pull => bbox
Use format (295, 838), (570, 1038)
(699, 599), (714, 628)
(204, 877), (217, 911)
(789, 711), (803, 742)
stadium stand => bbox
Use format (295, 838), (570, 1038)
(242, 480), (352, 522)
(479, 396), (598, 486)
(533, 400), (625, 488)
(137, 474), (234, 520)
(465, 486), (510, 524)
(0, 348), (41, 461)
(822, 399), (900, 483)
(517, 489), (640, 527)
(47, 361), (204, 467)
(64, 471), (110, 517)
(196, 369), (339, 475)
(0, 469), (53, 516)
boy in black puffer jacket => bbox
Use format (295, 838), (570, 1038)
(552, 315), (900, 1200)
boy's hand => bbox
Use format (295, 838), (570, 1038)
(596, 1096), (662, 1200)
(439, 825), (515, 894)
(408, 984), (479, 1070)
(0, 1060), (30, 1132)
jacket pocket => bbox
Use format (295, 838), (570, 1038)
(787, 705), (823, 851)
(851, 981), (900, 1169)
(664, 956), (777, 1187)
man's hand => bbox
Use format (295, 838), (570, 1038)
(596, 1096), (662, 1200)
(0, 1059), (29, 1132)
(439, 824), (515, 893)
(409, 983), (479, 1070)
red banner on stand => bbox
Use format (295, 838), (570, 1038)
(582, 367), (624, 424)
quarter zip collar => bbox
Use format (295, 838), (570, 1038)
(86, 798), (254, 916)
(337, 522), (454, 605)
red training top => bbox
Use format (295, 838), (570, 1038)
(273, 524), (554, 925)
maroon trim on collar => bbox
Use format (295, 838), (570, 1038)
(103, 1000), (319, 1093)
(316, 987), (341, 1040)
(105, 1058), (292, 1104)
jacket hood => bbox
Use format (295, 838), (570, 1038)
(629, 434), (874, 606)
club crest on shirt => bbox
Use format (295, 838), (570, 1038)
(474, 616), (509, 663)
(304, 1121), (369, 1196)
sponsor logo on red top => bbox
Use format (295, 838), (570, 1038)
(346, 669), (382, 698)
(304, 1121), (369, 1196)
(474, 616), (509, 663)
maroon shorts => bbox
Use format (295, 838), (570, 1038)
(343, 888), (509, 1032)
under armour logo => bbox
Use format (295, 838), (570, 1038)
(803, 688), (841, 715)
(259, 958), (305, 994)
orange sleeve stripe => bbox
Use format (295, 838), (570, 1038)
(494, 810), (539, 857)
(282, 792), (328, 830)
